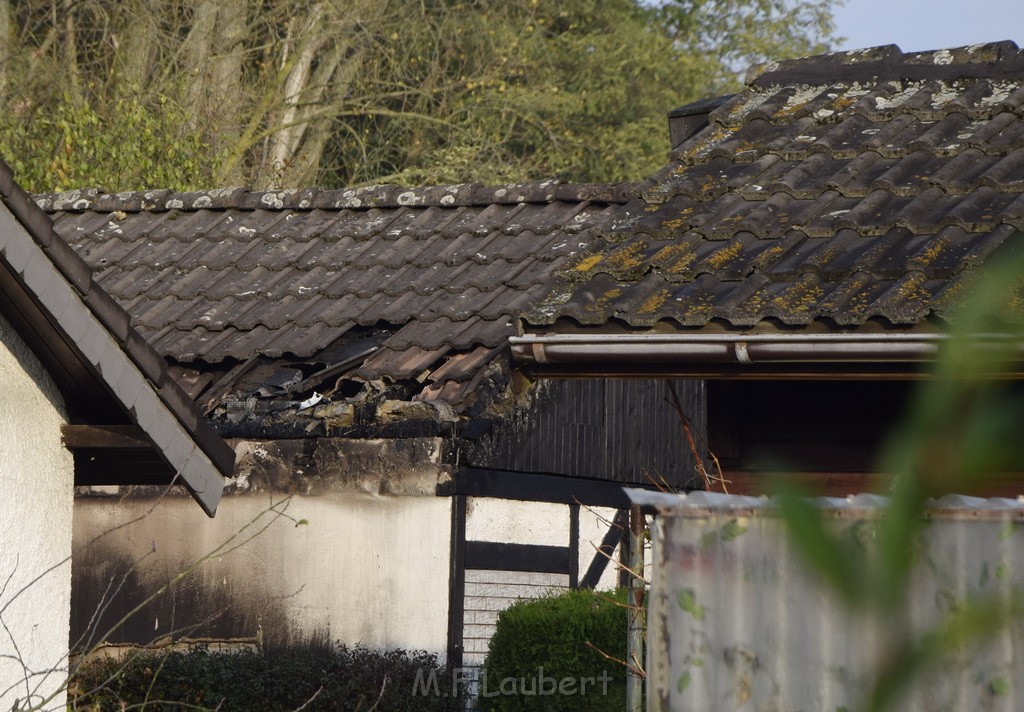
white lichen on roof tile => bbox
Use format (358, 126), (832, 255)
(714, 87), (776, 128)
(397, 191), (422, 206)
(930, 82), (962, 108)
(784, 84), (825, 112)
(260, 191), (295, 209)
(981, 80), (1018, 106)
(874, 81), (924, 110)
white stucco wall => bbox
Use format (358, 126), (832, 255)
(73, 493), (453, 656)
(73, 488), (628, 669)
(466, 499), (623, 590)
(0, 314), (74, 712)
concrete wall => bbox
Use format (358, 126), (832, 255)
(0, 314), (74, 712)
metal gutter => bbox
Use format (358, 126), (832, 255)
(510, 332), (1022, 366)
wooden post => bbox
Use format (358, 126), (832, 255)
(626, 504), (645, 712)
(446, 495), (467, 670)
(569, 503), (580, 588)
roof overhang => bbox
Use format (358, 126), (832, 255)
(0, 162), (234, 515)
(510, 331), (1024, 380)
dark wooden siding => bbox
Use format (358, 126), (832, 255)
(464, 378), (705, 489)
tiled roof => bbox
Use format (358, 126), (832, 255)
(525, 42), (1024, 331)
(0, 161), (234, 515)
(40, 182), (632, 407)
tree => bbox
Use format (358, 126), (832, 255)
(0, 0), (836, 193)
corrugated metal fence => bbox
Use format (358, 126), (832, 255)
(640, 490), (1024, 712)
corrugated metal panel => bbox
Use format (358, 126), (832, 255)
(642, 491), (1024, 712)
(466, 378), (705, 487)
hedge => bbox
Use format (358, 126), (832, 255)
(481, 588), (630, 712)
(70, 642), (464, 711)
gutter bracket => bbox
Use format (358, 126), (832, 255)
(734, 341), (752, 365)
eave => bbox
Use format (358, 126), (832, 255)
(0, 163), (235, 515)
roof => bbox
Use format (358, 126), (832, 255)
(39, 182), (633, 411)
(523, 42), (1024, 334)
(0, 161), (234, 515)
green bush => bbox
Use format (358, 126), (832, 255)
(70, 642), (464, 711)
(481, 588), (629, 712)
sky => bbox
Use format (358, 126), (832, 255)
(832, 0), (1024, 53)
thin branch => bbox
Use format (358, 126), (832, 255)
(667, 381), (730, 493)
(292, 685), (324, 712)
(584, 641), (645, 679)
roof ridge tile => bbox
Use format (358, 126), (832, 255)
(36, 181), (639, 214)
(745, 42), (1024, 90)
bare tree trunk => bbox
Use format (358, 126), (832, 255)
(258, 1), (393, 188)
(112, 0), (160, 92)
(0, 0), (9, 98)
(61, 0), (82, 104)
(179, 0), (217, 122)
(208, 0), (248, 124)
(177, 0), (252, 182)
(263, 3), (329, 186)
(270, 36), (348, 188)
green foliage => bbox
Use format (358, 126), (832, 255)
(773, 248), (1024, 712)
(0, 89), (217, 193)
(481, 588), (629, 712)
(70, 643), (464, 711)
(360, 0), (836, 187)
(0, 0), (838, 192)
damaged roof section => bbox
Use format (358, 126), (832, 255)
(524, 42), (1024, 333)
(40, 182), (634, 427)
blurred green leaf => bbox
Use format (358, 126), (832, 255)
(677, 589), (705, 621)
(866, 596), (1018, 712)
(774, 483), (864, 608)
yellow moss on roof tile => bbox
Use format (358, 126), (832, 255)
(756, 240), (788, 265)
(601, 241), (647, 272)
(706, 239), (744, 269)
(663, 207), (696, 231)
(572, 254), (605, 272)
(638, 289), (672, 314)
(918, 235), (949, 265)
(680, 126), (731, 162)
(655, 241), (699, 274)
(771, 280), (825, 312)
(586, 287), (623, 314)
(895, 273), (932, 305)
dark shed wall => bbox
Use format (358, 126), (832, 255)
(707, 380), (915, 476)
(465, 378), (705, 488)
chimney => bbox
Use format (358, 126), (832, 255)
(667, 94), (734, 149)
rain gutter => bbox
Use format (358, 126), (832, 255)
(509, 332), (1022, 366)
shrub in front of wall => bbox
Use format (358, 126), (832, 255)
(70, 642), (464, 711)
(481, 588), (629, 712)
